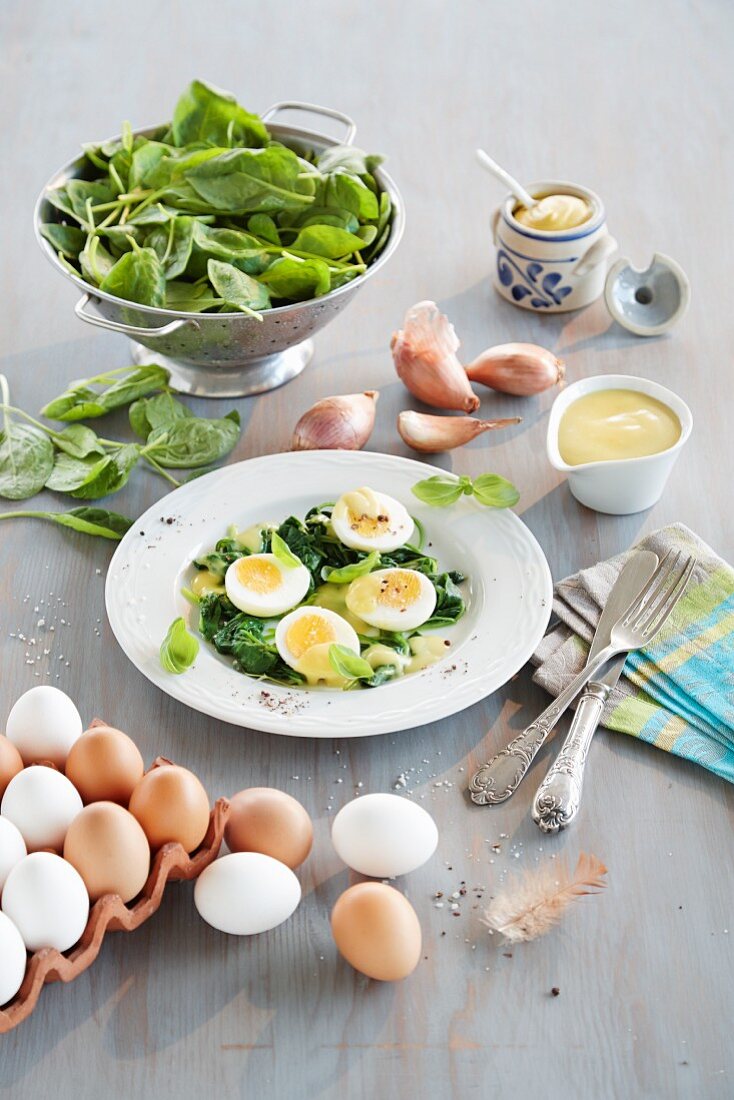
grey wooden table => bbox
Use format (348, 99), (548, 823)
(1, 2), (732, 1097)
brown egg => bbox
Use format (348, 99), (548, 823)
(65, 725), (145, 805)
(331, 882), (422, 981)
(63, 801), (150, 903)
(224, 788), (313, 869)
(0, 735), (23, 799)
(128, 764), (210, 853)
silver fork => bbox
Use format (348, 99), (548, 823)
(468, 550), (696, 806)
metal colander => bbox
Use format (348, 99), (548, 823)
(33, 102), (404, 397)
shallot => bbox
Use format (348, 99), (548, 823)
(466, 343), (565, 396)
(291, 391), (379, 451)
(391, 301), (480, 413)
(398, 410), (521, 453)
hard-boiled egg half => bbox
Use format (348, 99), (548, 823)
(331, 488), (413, 553)
(275, 607), (361, 686)
(225, 553), (310, 617)
(346, 568), (436, 632)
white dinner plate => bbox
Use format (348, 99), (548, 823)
(106, 451), (552, 737)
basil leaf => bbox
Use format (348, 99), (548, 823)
(328, 644), (374, 682)
(42, 365), (170, 421)
(0, 420), (55, 501)
(160, 616), (199, 674)
(100, 247), (166, 307)
(411, 476), (464, 507)
(207, 259), (270, 316)
(0, 506), (133, 540)
(271, 530), (302, 569)
(144, 412), (240, 468)
(322, 551), (380, 584)
(472, 474), (521, 509)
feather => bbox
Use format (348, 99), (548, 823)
(482, 851), (608, 943)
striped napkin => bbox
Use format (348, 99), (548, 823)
(532, 524), (734, 783)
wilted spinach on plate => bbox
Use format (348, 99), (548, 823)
(40, 80), (393, 317)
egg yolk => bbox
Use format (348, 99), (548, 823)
(348, 509), (391, 539)
(376, 571), (421, 608)
(235, 557), (282, 593)
(285, 615), (337, 659)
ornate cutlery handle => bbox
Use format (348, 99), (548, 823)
(468, 643), (616, 806)
(531, 683), (609, 833)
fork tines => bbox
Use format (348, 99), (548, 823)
(623, 549), (696, 638)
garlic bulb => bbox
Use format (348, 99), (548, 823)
(291, 391), (379, 451)
(466, 343), (565, 396)
(391, 301), (480, 413)
(398, 410), (521, 453)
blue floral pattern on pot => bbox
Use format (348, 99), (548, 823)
(497, 249), (573, 308)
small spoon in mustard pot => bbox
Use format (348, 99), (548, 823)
(475, 149), (537, 210)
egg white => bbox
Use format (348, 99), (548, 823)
(275, 606), (361, 673)
(346, 568), (436, 632)
(224, 553), (311, 617)
(331, 488), (413, 552)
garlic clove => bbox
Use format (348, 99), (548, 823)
(291, 391), (379, 451)
(391, 301), (480, 413)
(398, 410), (521, 453)
(465, 343), (565, 396)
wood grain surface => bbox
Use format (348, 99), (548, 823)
(1, 1), (732, 1097)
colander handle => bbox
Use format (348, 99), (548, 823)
(261, 101), (357, 144)
(74, 293), (197, 338)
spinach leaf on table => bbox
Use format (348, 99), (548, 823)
(0, 506), (133, 540)
(53, 424), (106, 458)
(144, 411), (240, 468)
(46, 443), (140, 499)
(42, 365), (170, 421)
(129, 392), (192, 439)
(0, 420), (55, 500)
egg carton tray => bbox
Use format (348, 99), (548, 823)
(0, 739), (229, 1033)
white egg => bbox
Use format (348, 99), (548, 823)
(5, 686), (83, 768)
(0, 816), (27, 893)
(224, 553), (311, 617)
(0, 911), (26, 1006)
(331, 488), (413, 552)
(346, 568), (436, 632)
(331, 793), (439, 878)
(1, 766), (83, 853)
(2, 852), (89, 953)
(194, 852), (301, 935)
(275, 606), (361, 673)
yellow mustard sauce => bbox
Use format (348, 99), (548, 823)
(362, 635), (451, 679)
(558, 389), (681, 466)
(295, 642), (348, 688)
(309, 583), (375, 636)
(190, 570), (224, 598)
(513, 193), (592, 232)
(233, 522), (274, 553)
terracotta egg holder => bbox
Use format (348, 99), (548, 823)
(0, 721), (229, 1033)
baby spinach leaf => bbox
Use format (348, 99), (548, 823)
(316, 145), (383, 176)
(40, 223), (86, 259)
(290, 224), (366, 259)
(54, 424), (106, 459)
(319, 173), (379, 220)
(0, 506), (133, 540)
(258, 256), (331, 300)
(128, 140), (169, 189)
(171, 80), (268, 149)
(160, 616), (199, 673)
(422, 572), (466, 629)
(207, 259), (270, 315)
(100, 247), (166, 307)
(129, 392), (192, 439)
(80, 235), (116, 285)
(67, 178), (117, 225)
(185, 147), (315, 214)
(144, 411), (240, 468)
(247, 213), (280, 244)
(45, 186), (78, 221)
(147, 216), (195, 279)
(46, 445), (140, 498)
(0, 420), (55, 500)
(322, 550), (380, 583)
(42, 365), (170, 421)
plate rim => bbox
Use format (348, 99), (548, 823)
(105, 450), (553, 738)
